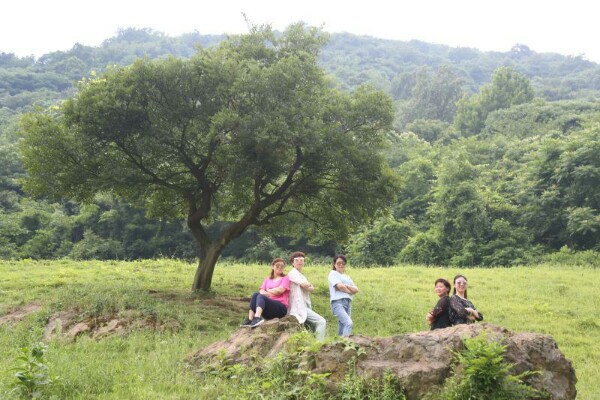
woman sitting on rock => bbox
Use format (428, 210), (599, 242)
(241, 258), (290, 328)
(449, 274), (483, 325)
(426, 278), (451, 330)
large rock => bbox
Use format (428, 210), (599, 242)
(190, 315), (305, 366)
(191, 321), (576, 400)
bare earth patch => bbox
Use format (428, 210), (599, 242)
(43, 309), (181, 341)
(0, 302), (42, 325)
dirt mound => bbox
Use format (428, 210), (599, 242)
(0, 302), (42, 324)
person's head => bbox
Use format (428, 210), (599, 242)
(270, 258), (286, 279)
(289, 251), (305, 270)
(434, 278), (451, 297)
(453, 274), (468, 297)
(332, 254), (347, 272)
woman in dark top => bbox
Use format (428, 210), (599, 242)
(426, 278), (452, 330)
(449, 274), (483, 325)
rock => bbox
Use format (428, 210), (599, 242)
(189, 315), (304, 366)
(43, 309), (80, 341)
(191, 322), (576, 400)
(504, 332), (577, 400)
(68, 322), (91, 338)
(93, 319), (126, 339)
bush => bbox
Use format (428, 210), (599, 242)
(397, 230), (446, 265)
(241, 237), (285, 263)
(69, 230), (124, 260)
(433, 332), (545, 400)
(347, 217), (412, 266)
(541, 246), (600, 268)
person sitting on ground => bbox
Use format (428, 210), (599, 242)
(426, 278), (451, 330)
(241, 258), (290, 328)
(449, 274), (483, 325)
(287, 251), (327, 341)
(328, 254), (359, 337)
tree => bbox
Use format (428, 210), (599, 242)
(19, 24), (396, 291)
(397, 66), (464, 127)
(454, 67), (534, 136)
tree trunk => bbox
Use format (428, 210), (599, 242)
(192, 245), (223, 291)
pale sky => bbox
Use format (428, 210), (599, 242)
(2, 0), (598, 63)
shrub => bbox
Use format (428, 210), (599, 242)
(348, 217), (412, 266)
(434, 333), (546, 400)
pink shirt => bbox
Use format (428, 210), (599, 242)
(260, 276), (291, 308)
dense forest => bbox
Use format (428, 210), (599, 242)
(1, 27), (599, 265)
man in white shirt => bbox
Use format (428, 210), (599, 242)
(287, 251), (326, 341)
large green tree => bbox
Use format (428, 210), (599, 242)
(397, 66), (465, 127)
(19, 24), (396, 290)
(454, 67), (534, 136)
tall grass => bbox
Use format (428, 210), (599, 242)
(0, 259), (597, 398)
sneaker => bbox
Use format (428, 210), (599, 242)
(250, 317), (264, 328)
(240, 319), (252, 327)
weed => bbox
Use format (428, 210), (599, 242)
(334, 338), (405, 400)
(10, 342), (58, 399)
(336, 336), (367, 357)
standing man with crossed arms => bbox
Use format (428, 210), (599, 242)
(287, 251), (327, 341)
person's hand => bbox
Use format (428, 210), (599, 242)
(426, 312), (433, 324)
(465, 307), (478, 320)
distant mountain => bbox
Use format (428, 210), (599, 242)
(1, 27), (599, 112)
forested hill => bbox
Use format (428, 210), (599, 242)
(2, 27), (600, 113)
(1, 27), (599, 266)
(322, 34), (600, 101)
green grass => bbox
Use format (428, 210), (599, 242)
(0, 259), (598, 399)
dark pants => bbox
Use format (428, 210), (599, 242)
(249, 292), (287, 319)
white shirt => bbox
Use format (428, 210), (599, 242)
(287, 267), (311, 324)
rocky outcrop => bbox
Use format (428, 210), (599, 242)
(192, 321), (576, 400)
(190, 315), (305, 366)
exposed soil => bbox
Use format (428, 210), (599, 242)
(2, 293), (247, 341)
(43, 309), (182, 341)
(0, 302), (42, 324)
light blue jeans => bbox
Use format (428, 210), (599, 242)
(331, 298), (353, 337)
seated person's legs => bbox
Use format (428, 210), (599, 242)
(305, 307), (326, 341)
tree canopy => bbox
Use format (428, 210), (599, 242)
(19, 24), (396, 290)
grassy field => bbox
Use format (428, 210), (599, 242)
(0, 259), (598, 399)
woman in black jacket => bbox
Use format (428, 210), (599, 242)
(449, 274), (483, 325)
(426, 278), (452, 330)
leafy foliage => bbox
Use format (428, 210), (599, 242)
(19, 23), (396, 290)
(1, 27), (600, 269)
(10, 343), (59, 399)
(454, 67), (535, 136)
(434, 333), (545, 400)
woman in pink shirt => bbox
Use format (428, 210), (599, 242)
(241, 258), (291, 328)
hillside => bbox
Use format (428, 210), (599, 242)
(2, 28), (600, 113)
(1, 26), (599, 266)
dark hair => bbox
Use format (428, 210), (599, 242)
(289, 251), (305, 264)
(269, 258), (286, 279)
(434, 278), (451, 292)
(332, 254), (347, 270)
(453, 274), (468, 298)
